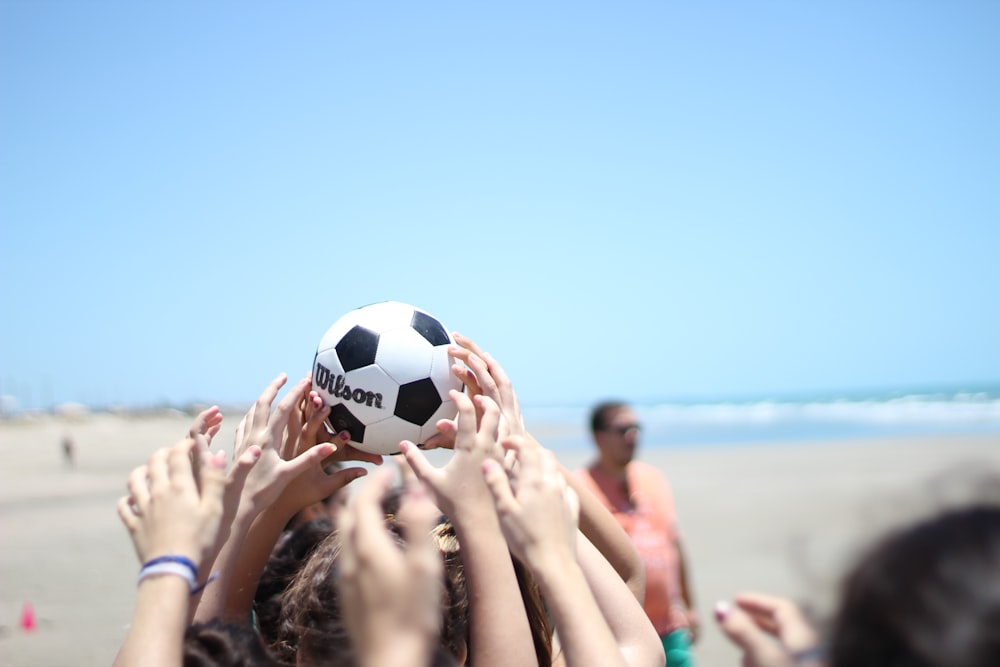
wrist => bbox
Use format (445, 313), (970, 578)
(530, 555), (587, 597)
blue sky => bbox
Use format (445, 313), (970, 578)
(1, 1), (998, 410)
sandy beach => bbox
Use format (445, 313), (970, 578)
(1, 413), (998, 666)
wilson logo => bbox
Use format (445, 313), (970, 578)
(314, 362), (385, 409)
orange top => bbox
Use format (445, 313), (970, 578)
(576, 460), (687, 635)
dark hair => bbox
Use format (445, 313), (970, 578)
(183, 618), (280, 667)
(589, 400), (629, 433)
(254, 517), (334, 649)
(829, 505), (1000, 667)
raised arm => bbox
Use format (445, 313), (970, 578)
(402, 391), (541, 667)
(338, 466), (442, 667)
(432, 334), (645, 603)
(114, 437), (227, 667)
(482, 436), (630, 667)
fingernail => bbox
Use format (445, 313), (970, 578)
(714, 601), (730, 621)
(338, 430), (350, 441)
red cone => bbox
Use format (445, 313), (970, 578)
(19, 602), (36, 632)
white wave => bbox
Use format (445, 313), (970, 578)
(643, 396), (1000, 426)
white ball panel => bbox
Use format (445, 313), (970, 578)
(375, 327), (434, 384)
(353, 301), (415, 333)
(418, 398), (459, 444)
(429, 344), (464, 396)
(362, 417), (422, 455)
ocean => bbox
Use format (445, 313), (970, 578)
(522, 386), (1000, 451)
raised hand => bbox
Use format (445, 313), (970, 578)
(231, 373), (344, 513)
(482, 435), (580, 569)
(338, 467), (442, 667)
(117, 436), (227, 568)
(290, 389), (383, 465)
(715, 593), (824, 667)
(424, 332), (527, 452)
(188, 406), (224, 446)
(399, 390), (502, 519)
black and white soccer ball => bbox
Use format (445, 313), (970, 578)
(312, 301), (463, 455)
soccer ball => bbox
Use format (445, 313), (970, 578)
(312, 301), (463, 455)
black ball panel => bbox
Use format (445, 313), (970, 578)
(336, 326), (379, 372)
(327, 403), (367, 444)
(394, 377), (444, 425)
(410, 310), (451, 347)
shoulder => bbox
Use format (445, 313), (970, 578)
(629, 460), (670, 485)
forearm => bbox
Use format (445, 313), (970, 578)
(559, 462), (645, 603)
(532, 558), (629, 667)
(452, 509), (538, 667)
(192, 507), (258, 624)
(575, 533), (664, 667)
(224, 506), (294, 623)
(114, 577), (190, 667)
(677, 540), (696, 611)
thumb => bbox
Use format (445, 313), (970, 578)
(715, 601), (792, 667)
(399, 441), (441, 489)
(227, 445), (262, 491)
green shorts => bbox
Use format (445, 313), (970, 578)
(661, 628), (696, 667)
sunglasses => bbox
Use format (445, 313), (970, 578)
(603, 424), (641, 436)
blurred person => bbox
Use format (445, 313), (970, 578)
(61, 433), (76, 468)
(577, 401), (698, 667)
(715, 501), (1000, 667)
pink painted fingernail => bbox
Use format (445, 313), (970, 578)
(338, 430), (351, 441)
(714, 601), (730, 621)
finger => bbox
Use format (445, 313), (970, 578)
(315, 466), (368, 501)
(474, 395), (502, 447)
(451, 390), (478, 450)
(205, 416), (223, 444)
(503, 435), (541, 485)
(228, 445), (262, 487)
(734, 593), (818, 650)
(167, 438), (198, 493)
(422, 420), (457, 450)
(198, 450), (228, 516)
(284, 442), (337, 479)
(482, 458), (519, 516)
(451, 362), (482, 397)
(451, 332), (486, 358)
(337, 495), (359, 577)
(234, 415), (249, 457)
(270, 376), (310, 444)
(464, 353), (500, 404)
(147, 447), (172, 492)
(396, 452), (420, 490)
(480, 351), (518, 412)
(351, 467), (397, 557)
(336, 444), (384, 466)
(398, 482), (441, 581)
(189, 406), (222, 438)
(127, 464), (151, 510)
(399, 441), (442, 489)
(252, 373), (288, 432)
(116, 495), (139, 531)
(715, 602), (790, 667)
(303, 404), (332, 446)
